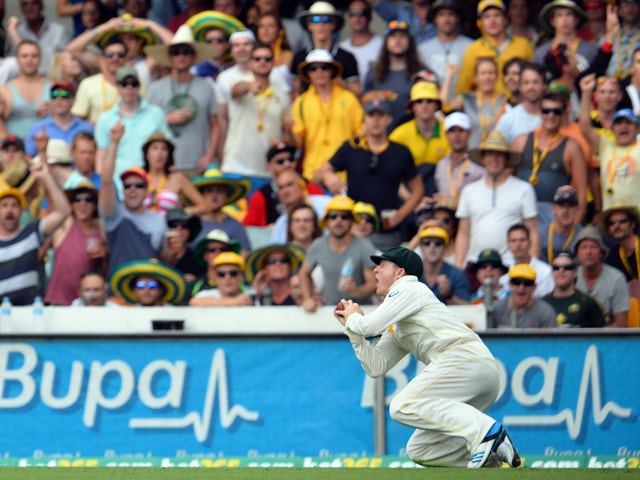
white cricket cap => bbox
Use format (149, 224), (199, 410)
(444, 111), (471, 131)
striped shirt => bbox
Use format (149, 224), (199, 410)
(0, 221), (44, 305)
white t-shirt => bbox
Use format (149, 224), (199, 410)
(339, 35), (384, 85)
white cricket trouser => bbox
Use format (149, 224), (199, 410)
(388, 346), (500, 467)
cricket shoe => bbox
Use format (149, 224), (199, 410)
(467, 423), (522, 468)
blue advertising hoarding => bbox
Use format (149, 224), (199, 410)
(0, 335), (637, 458)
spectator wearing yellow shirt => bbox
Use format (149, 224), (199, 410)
(291, 49), (364, 182)
(455, 0), (532, 95)
(389, 81), (450, 196)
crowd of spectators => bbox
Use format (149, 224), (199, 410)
(1, 0), (640, 329)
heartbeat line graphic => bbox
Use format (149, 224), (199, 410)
(129, 349), (259, 442)
(503, 345), (632, 439)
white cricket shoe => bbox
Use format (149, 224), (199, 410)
(467, 423), (521, 468)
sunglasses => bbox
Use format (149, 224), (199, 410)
(348, 9), (369, 17)
(72, 194), (97, 204)
(368, 154), (380, 172)
(421, 239), (445, 247)
(119, 80), (140, 88)
(327, 212), (352, 221)
(273, 155), (295, 165)
(252, 55), (274, 62)
(51, 90), (72, 99)
(433, 216), (452, 225)
(205, 36), (227, 44)
(541, 107), (565, 116)
(169, 47), (195, 57)
(205, 246), (229, 254)
(606, 217), (630, 227)
(552, 264), (576, 271)
(478, 262), (502, 270)
(358, 215), (375, 225)
(216, 270), (241, 278)
(307, 64), (333, 72)
(265, 257), (290, 265)
(103, 51), (127, 59)
(310, 15), (333, 24)
(168, 220), (189, 229)
(135, 280), (159, 289)
(510, 279), (535, 287)
(123, 182), (146, 190)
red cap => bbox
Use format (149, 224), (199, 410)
(120, 166), (148, 185)
(51, 81), (77, 96)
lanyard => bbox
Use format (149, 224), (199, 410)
(547, 222), (575, 264)
(477, 93), (502, 142)
(614, 30), (640, 78)
(619, 236), (640, 280)
(529, 128), (562, 186)
(446, 155), (470, 202)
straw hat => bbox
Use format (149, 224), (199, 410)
(185, 10), (246, 41)
(297, 1), (345, 31)
(109, 258), (187, 305)
(191, 164), (250, 205)
(144, 24), (217, 67)
(94, 13), (159, 50)
(469, 131), (521, 168)
(142, 131), (175, 158)
(2, 159), (36, 195)
(245, 244), (303, 283)
(594, 202), (640, 235)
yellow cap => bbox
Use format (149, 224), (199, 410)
(0, 187), (26, 209)
(508, 264), (536, 281)
(477, 0), (505, 16)
(409, 81), (440, 103)
(321, 195), (357, 227)
(419, 226), (450, 245)
(212, 251), (245, 270)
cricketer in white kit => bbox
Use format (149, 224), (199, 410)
(334, 246), (521, 468)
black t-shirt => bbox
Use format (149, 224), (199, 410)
(291, 44), (359, 91)
(542, 290), (606, 328)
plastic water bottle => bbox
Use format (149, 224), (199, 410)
(339, 257), (355, 291)
(261, 287), (273, 306)
(1, 296), (12, 332)
(33, 296), (45, 330)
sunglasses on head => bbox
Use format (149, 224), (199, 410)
(552, 264), (576, 271)
(252, 55), (274, 62)
(421, 239), (444, 247)
(169, 47), (195, 57)
(216, 269), (241, 278)
(168, 220), (189, 229)
(541, 107), (565, 116)
(369, 154), (380, 172)
(606, 217), (630, 227)
(123, 182), (146, 190)
(510, 278), (535, 287)
(310, 15), (333, 24)
(119, 80), (140, 88)
(205, 36), (227, 44)
(135, 280), (159, 289)
(51, 90), (72, 99)
(307, 64), (332, 72)
(72, 194), (96, 204)
(327, 212), (352, 221)
(103, 51), (127, 59)
(265, 257), (290, 265)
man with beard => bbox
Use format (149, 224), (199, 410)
(298, 196), (377, 312)
(596, 204), (640, 282)
(0, 161), (70, 305)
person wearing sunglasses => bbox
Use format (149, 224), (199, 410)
(335, 246), (520, 468)
(45, 178), (107, 306)
(351, 201), (380, 240)
(511, 89), (588, 231)
(314, 94), (423, 251)
(573, 225), (629, 327)
(595, 204), (640, 283)
(417, 226), (470, 305)
(159, 207), (203, 283)
(110, 258), (187, 306)
(542, 252), (605, 328)
(246, 244), (303, 306)
(189, 251), (254, 306)
(468, 249), (510, 306)
(291, 1), (360, 97)
(492, 264), (558, 328)
(24, 81), (94, 158)
(298, 195), (377, 313)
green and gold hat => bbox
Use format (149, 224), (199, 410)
(185, 10), (246, 41)
(245, 243), (304, 283)
(109, 258), (187, 305)
(94, 14), (159, 50)
(191, 164), (251, 205)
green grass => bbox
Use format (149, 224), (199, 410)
(0, 468), (638, 480)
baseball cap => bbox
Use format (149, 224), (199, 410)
(552, 186), (578, 205)
(120, 166), (148, 185)
(1, 135), (25, 151)
(267, 142), (296, 162)
(419, 226), (450, 244)
(612, 108), (639, 124)
(470, 249), (508, 273)
(508, 264), (537, 281)
(477, 0), (506, 15)
(364, 98), (392, 115)
(444, 111), (471, 131)
(51, 80), (77, 96)
(229, 30), (255, 44)
(371, 246), (424, 278)
(115, 66), (140, 83)
(212, 251), (245, 270)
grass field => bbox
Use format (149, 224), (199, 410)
(0, 468), (638, 480)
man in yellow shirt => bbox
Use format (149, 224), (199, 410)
(455, 0), (533, 95)
(389, 81), (449, 196)
(291, 49), (364, 182)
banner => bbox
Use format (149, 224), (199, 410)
(0, 336), (637, 458)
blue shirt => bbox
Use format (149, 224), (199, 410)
(25, 115), (94, 156)
(374, 0), (437, 44)
(420, 262), (471, 302)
